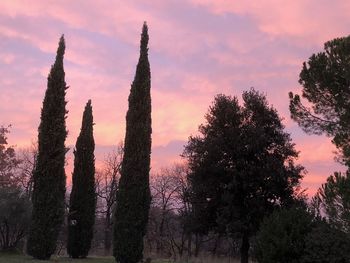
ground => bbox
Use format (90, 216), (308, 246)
(0, 253), (244, 263)
(0, 254), (115, 263)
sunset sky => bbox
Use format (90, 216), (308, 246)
(1, 0), (349, 195)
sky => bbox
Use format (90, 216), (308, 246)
(0, 0), (349, 196)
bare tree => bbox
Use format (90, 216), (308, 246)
(151, 167), (179, 254)
(16, 141), (37, 200)
(95, 143), (123, 254)
(148, 163), (193, 259)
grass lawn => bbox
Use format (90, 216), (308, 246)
(0, 253), (115, 263)
(0, 253), (244, 263)
(0, 254), (177, 263)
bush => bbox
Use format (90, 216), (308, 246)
(302, 221), (350, 263)
(0, 186), (31, 251)
(254, 208), (313, 263)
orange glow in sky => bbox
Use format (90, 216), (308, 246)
(0, 0), (348, 196)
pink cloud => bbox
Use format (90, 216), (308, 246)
(1, 0), (349, 196)
(189, 0), (350, 44)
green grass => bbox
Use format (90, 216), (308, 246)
(0, 253), (115, 263)
(0, 254), (176, 263)
(0, 253), (245, 263)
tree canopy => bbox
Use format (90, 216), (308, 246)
(184, 89), (304, 263)
(289, 36), (350, 166)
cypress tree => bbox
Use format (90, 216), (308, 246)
(67, 100), (96, 258)
(27, 36), (68, 260)
(113, 22), (152, 263)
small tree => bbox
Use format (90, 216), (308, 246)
(27, 36), (68, 260)
(67, 100), (96, 258)
(312, 170), (350, 232)
(113, 22), (152, 263)
(254, 208), (313, 263)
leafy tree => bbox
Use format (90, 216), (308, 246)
(27, 36), (68, 260)
(289, 36), (350, 166)
(0, 126), (31, 251)
(254, 208), (313, 263)
(0, 126), (21, 188)
(312, 170), (350, 232)
(302, 221), (350, 263)
(67, 100), (95, 258)
(113, 22), (152, 263)
(184, 89), (304, 263)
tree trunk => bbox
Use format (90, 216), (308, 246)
(104, 209), (111, 255)
(211, 234), (221, 256)
(194, 233), (201, 257)
(187, 232), (192, 258)
(240, 233), (250, 263)
(157, 214), (165, 254)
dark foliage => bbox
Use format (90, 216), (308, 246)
(0, 127), (31, 251)
(113, 22), (152, 263)
(183, 89), (304, 263)
(254, 208), (313, 263)
(302, 221), (350, 263)
(26, 36), (68, 260)
(311, 170), (350, 232)
(289, 36), (350, 166)
(67, 100), (96, 258)
(0, 126), (21, 188)
(0, 186), (31, 251)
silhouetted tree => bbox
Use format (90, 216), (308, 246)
(289, 36), (350, 166)
(27, 36), (68, 260)
(67, 100), (96, 258)
(302, 220), (350, 262)
(17, 142), (37, 200)
(184, 90), (304, 263)
(95, 143), (123, 254)
(113, 22), (152, 263)
(0, 126), (21, 188)
(312, 170), (350, 232)
(0, 126), (31, 251)
(0, 186), (31, 251)
(255, 208), (313, 263)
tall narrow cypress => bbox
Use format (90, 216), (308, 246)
(27, 36), (68, 260)
(67, 100), (96, 258)
(113, 22), (152, 263)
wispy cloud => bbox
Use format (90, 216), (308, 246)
(1, 0), (348, 195)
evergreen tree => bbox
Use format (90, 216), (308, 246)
(67, 100), (96, 258)
(27, 36), (68, 260)
(113, 22), (152, 263)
